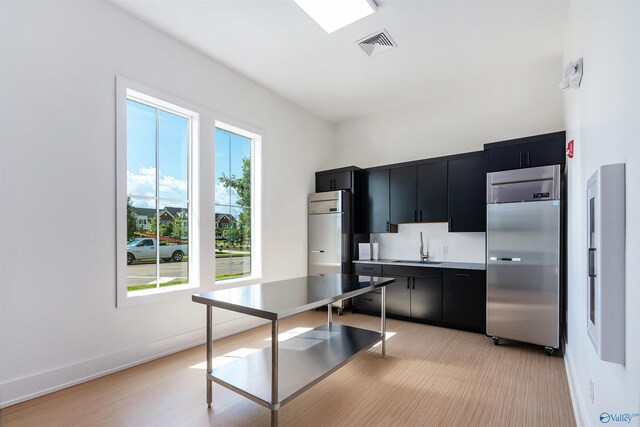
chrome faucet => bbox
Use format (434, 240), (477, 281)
(420, 232), (429, 261)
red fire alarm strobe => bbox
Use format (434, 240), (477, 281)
(567, 140), (575, 158)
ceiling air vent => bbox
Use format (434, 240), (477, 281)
(357, 29), (397, 57)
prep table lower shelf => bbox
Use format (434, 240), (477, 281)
(210, 323), (383, 409)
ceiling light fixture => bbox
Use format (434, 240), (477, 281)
(293, 0), (377, 34)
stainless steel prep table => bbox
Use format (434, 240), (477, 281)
(192, 274), (396, 426)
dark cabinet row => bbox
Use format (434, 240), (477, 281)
(363, 152), (485, 233)
(316, 131), (566, 234)
(484, 131), (566, 173)
(352, 264), (486, 333)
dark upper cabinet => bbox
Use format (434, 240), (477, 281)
(389, 166), (417, 224)
(363, 169), (395, 233)
(484, 131), (566, 173)
(389, 161), (447, 224)
(442, 269), (486, 332)
(315, 170), (353, 192)
(448, 153), (486, 232)
(417, 162), (448, 222)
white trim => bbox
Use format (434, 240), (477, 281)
(564, 347), (589, 427)
(116, 76), (207, 308)
(0, 315), (269, 409)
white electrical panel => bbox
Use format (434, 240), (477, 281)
(586, 163), (626, 364)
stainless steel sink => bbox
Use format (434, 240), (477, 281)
(392, 260), (442, 265)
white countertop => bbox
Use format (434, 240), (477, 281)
(353, 259), (486, 271)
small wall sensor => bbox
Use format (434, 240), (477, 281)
(559, 58), (583, 89)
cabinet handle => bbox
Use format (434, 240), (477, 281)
(419, 210), (422, 221)
(414, 210), (418, 222)
(412, 277), (416, 290)
(455, 273), (470, 277)
(386, 221), (390, 232)
(362, 298), (373, 302)
(407, 280), (410, 290)
(526, 151), (530, 167)
(519, 152), (523, 168)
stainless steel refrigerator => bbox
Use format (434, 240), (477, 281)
(308, 191), (351, 313)
(486, 165), (561, 354)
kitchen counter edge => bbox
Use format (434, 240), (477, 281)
(353, 259), (486, 271)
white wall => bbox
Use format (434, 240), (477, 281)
(0, 0), (332, 407)
(372, 223), (485, 264)
(333, 65), (565, 169)
(562, 1), (640, 426)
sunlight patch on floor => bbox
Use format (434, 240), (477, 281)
(372, 331), (397, 347)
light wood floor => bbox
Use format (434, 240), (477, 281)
(1, 310), (575, 427)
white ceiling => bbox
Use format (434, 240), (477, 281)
(109, 0), (569, 123)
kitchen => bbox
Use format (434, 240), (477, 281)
(1, 1), (638, 427)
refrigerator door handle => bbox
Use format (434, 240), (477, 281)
(489, 257), (522, 262)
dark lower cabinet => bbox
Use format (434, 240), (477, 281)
(385, 277), (411, 317)
(442, 269), (486, 332)
(353, 264), (485, 333)
(411, 276), (443, 323)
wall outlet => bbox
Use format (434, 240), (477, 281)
(443, 245), (449, 254)
(589, 378), (595, 404)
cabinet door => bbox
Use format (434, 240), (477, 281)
(363, 170), (391, 233)
(485, 144), (523, 172)
(417, 162), (448, 222)
(443, 269), (486, 331)
(526, 139), (566, 169)
(315, 174), (334, 192)
(315, 172), (352, 192)
(411, 276), (443, 322)
(352, 292), (381, 314)
(331, 171), (352, 191)
(448, 154), (486, 232)
(390, 166), (417, 224)
(383, 276), (411, 317)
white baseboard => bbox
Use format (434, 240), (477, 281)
(0, 315), (268, 409)
(564, 347), (589, 427)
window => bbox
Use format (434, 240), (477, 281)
(215, 125), (259, 282)
(117, 77), (262, 306)
(117, 78), (199, 305)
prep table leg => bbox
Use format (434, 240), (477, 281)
(206, 305), (213, 408)
(271, 320), (279, 427)
(327, 303), (332, 326)
(381, 286), (386, 358)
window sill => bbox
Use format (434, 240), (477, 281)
(215, 275), (262, 290)
(118, 282), (201, 308)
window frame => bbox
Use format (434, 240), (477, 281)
(116, 77), (203, 307)
(214, 121), (263, 284)
(116, 76), (263, 308)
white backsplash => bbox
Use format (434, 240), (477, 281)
(370, 223), (485, 263)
